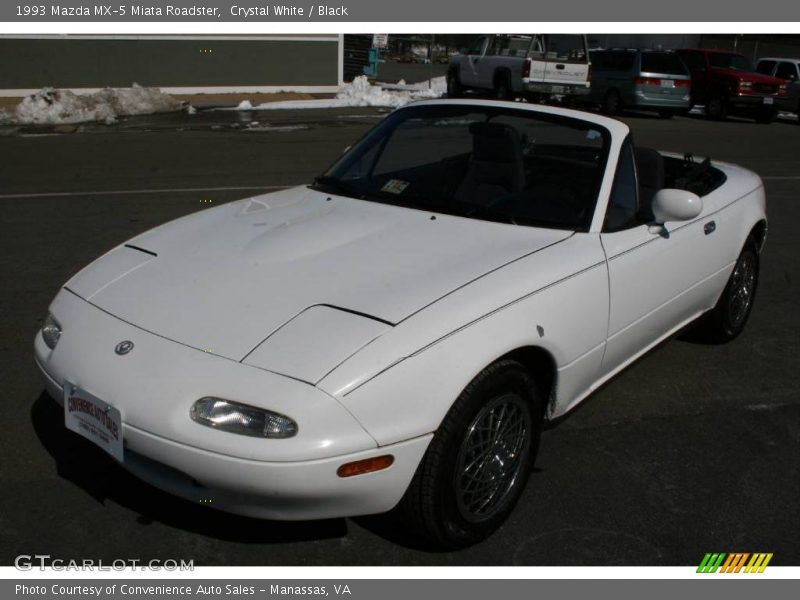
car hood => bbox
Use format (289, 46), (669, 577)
(67, 187), (571, 362)
(711, 69), (785, 85)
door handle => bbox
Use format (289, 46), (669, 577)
(704, 221), (716, 235)
(555, 63), (566, 70)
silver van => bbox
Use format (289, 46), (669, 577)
(583, 49), (691, 118)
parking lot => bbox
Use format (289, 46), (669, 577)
(1, 106), (798, 566)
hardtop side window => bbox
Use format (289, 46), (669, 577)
(604, 139), (639, 232)
(502, 35), (534, 58)
(680, 51), (705, 71)
(469, 37), (488, 56)
(776, 62), (798, 81)
(528, 36), (545, 60)
(591, 51), (635, 72)
(757, 60), (777, 75)
(487, 36), (504, 56)
(544, 34), (587, 63)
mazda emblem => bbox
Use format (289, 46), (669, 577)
(115, 340), (134, 355)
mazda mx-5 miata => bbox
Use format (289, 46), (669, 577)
(36, 100), (766, 547)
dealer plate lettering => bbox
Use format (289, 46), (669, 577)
(64, 383), (123, 462)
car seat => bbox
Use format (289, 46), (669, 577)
(454, 122), (526, 206)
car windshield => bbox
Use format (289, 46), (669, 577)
(708, 53), (754, 71)
(312, 104), (610, 231)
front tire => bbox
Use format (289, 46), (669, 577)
(400, 359), (543, 549)
(700, 236), (760, 343)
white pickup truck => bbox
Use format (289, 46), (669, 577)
(447, 34), (592, 102)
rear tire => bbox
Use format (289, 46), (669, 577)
(705, 95), (727, 120)
(399, 359), (543, 549)
(698, 236), (759, 343)
(602, 89), (622, 116)
(495, 74), (513, 101)
(446, 70), (462, 98)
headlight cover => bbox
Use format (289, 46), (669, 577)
(190, 397), (298, 439)
(42, 313), (62, 350)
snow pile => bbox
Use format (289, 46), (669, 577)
(234, 75), (446, 111)
(2, 84), (183, 125)
(381, 77), (447, 94)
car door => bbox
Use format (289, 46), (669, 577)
(474, 36), (503, 89)
(599, 139), (711, 376)
(461, 36), (490, 88)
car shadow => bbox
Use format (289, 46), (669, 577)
(30, 392), (348, 545)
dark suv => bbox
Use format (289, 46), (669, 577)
(676, 48), (788, 123)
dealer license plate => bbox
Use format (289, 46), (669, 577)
(763, 97), (774, 105)
(64, 383), (123, 462)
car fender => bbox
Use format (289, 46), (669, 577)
(320, 234), (610, 446)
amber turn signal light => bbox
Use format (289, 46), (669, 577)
(336, 455), (394, 478)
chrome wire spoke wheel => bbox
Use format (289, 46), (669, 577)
(728, 253), (756, 329)
(454, 394), (531, 523)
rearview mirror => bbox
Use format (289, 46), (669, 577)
(651, 189), (703, 224)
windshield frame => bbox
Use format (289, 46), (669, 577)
(310, 103), (612, 233)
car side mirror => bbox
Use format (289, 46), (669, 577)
(651, 189), (703, 225)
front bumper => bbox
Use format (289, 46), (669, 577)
(34, 289), (430, 520)
(728, 93), (782, 111)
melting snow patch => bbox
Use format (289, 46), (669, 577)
(230, 75), (446, 112)
(1, 84), (183, 125)
(245, 123), (309, 132)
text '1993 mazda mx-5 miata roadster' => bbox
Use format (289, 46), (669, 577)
(35, 100), (766, 548)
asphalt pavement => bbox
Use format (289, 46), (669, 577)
(0, 106), (798, 566)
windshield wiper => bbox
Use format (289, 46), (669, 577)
(311, 175), (365, 199)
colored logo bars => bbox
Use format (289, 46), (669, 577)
(697, 553), (773, 573)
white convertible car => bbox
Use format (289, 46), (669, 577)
(35, 100), (766, 547)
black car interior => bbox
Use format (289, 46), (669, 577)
(318, 107), (726, 231)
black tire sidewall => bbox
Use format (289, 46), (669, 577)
(719, 242), (759, 339)
(447, 71), (461, 98)
(706, 95), (726, 120)
(495, 76), (512, 101)
(422, 361), (542, 547)
(603, 90), (621, 115)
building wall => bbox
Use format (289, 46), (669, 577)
(588, 34), (702, 50)
(699, 34), (800, 61)
(0, 35), (343, 95)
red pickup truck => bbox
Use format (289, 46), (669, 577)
(676, 48), (788, 123)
